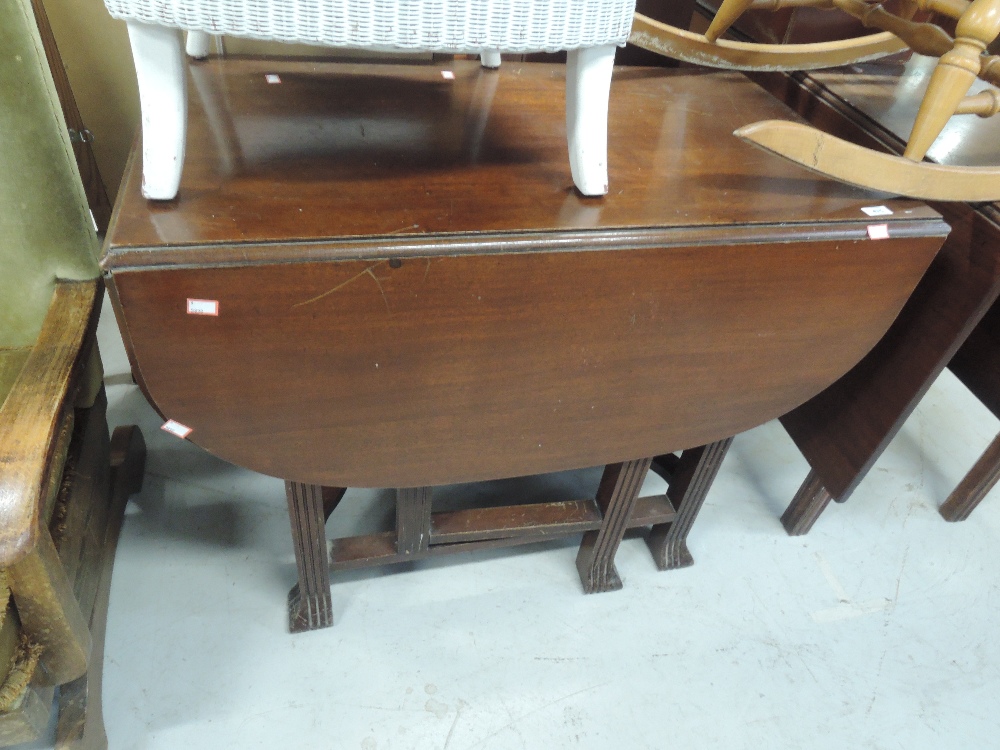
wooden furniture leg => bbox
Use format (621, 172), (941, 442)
(55, 425), (146, 750)
(322, 486), (347, 521)
(9, 531), (91, 686)
(647, 437), (733, 570)
(939, 432), (1000, 521)
(780, 470), (834, 536)
(396, 487), (433, 556)
(285, 482), (332, 633)
(576, 457), (653, 594)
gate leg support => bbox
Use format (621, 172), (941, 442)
(286, 481), (333, 633)
(577, 458), (653, 593)
(648, 437), (733, 570)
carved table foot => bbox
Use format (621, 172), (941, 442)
(285, 481), (333, 632)
(647, 437), (733, 570)
(576, 458), (652, 593)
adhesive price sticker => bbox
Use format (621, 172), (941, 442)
(161, 420), (193, 439)
(265, 74), (282, 84)
(187, 298), (219, 316)
(867, 224), (890, 240)
(861, 205), (893, 217)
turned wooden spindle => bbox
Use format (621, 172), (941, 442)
(913, 0), (972, 19)
(982, 53), (1000, 82)
(835, 0), (955, 56)
(705, 0), (758, 42)
(954, 87), (1000, 115)
(905, 0), (1000, 160)
(749, 0), (834, 11)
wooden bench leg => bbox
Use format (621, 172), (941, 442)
(10, 530), (91, 686)
(396, 487), (433, 556)
(647, 437), (733, 570)
(940, 432), (1000, 522)
(286, 482), (333, 633)
(780, 470), (833, 536)
(576, 458), (653, 593)
(56, 425), (146, 750)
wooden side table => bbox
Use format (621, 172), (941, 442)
(749, 59), (1000, 532)
(103, 59), (946, 630)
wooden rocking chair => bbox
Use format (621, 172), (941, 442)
(629, 0), (1000, 201)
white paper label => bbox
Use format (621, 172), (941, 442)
(265, 74), (281, 84)
(867, 224), (890, 240)
(161, 420), (193, 439)
(861, 205), (893, 217)
(187, 298), (219, 316)
(441, 70), (455, 80)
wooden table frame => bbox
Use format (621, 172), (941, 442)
(286, 439), (732, 632)
(102, 60), (946, 631)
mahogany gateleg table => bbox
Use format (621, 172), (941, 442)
(102, 59), (946, 631)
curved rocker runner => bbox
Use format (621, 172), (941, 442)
(632, 0), (1000, 201)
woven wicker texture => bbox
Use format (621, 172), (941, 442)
(104, 0), (635, 52)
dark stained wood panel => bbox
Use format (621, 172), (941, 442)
(110, 233), (941, 488)
(104, 61), (946, 490)
(104, 60), (938, 256)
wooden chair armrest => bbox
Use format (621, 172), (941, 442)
(0, 280), (100, 568)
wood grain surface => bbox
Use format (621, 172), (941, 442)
(104, 60), (939, 255)
(104, 62), (947, 488)
(0, 281), (100, 568)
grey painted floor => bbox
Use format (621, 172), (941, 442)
(89, 295), (1000, 749)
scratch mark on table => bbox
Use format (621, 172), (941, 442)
(293, 263), (388, 309)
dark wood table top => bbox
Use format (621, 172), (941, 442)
(103, 59), (948, 487)
(104, 59), (938, 269)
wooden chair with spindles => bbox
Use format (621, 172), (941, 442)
(0, 1), (146, 746)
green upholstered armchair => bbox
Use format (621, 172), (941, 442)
(0, 0), (145, 746)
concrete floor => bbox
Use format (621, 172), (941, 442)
(84, 295), (1000, 749)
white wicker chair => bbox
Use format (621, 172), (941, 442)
(103, 0), (636, 199)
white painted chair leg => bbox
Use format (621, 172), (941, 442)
(566, 44), (616, 196)
(185, 30), (213, 59)
(480, 50), (502, 69)
(127, 22), (187, 200)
